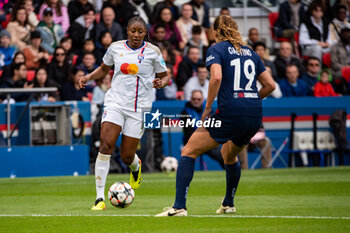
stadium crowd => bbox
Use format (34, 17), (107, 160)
(0, 0), (349, 103)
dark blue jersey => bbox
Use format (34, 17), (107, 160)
(206, 41), (266, 117)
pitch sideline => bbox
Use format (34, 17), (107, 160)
(0, 214), (349, 220)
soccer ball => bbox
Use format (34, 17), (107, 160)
(108, 182), (135, 208)
(160, 157), (178, 173)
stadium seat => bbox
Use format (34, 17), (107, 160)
(27, 70), (35, 82)
(1, 14), (11, 29)
(72, 55), (78, 65)
(0, 70), (3, 77)
(176, 91), (184, 100)
(95, 13), (100, 23)
(172, 54), (183, 78)
(322, 53), (331, 68)
(268, 12), (290, 43)
(87, 92), (93, 101)
(341, 66), (350, 82)
(293, 132), (313, 150)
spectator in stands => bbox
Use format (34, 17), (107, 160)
(330, 5), (350, 43)
(238, 126), (272, 169)
(299, 1), (334, 62)
(60, 65), (89, 101)
(80, 51), (97, 75)
(0, 51), (25, 86)
(156, 65), (177, 100)
(95, 31), (112, 65)
(176, 3), (208, 49)
(183, 63), (208, 101)
(15, 0), (39, 29)
(151, 0), (179, 25)
(150, 24), (173, 53)
(36, 7), (65, 55)
(176, 45), (201, 90)
(159, 44), (175, 66)
(129, 0), (152, 26)
(102, 0), (139, 38)
(274, 41), (304, 80)
(92, 72), (111, 104)
(59, 36), (73, 63)
(33, 66), (58, 102)
(246, 27), (260, 48)
(76, 38), (95, 65)
(189, 0), (210, 29)
(181, 90), (224, 169)
(183, 25), (207, 60)
(0, 62), (32, 102)
(6, 7), (34, 51)
(68, 0), (94, 24)
(253, 41), (277, 79)
(68, 6), (96, 54)
(300, 57), (321, 95)
(0, 29), (16, 69)
(150, 7), (184, 50)
(46, 46), (72, 88)
(275, 0), (306, 43)
(95, 6), (123, 43)
(279, 64), (309, 97)
(330, 27), (350, 95)
(219, 7), (230, 16)
(314, 69), (341, 97)
(23, 31), (50, 70)
(39, 0), (70, 33)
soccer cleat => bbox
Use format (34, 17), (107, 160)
(91, 198), (106, 210)
(130, 159), (142, 190)
(155, 207), (188, 217)
(216, 205), (236, 214)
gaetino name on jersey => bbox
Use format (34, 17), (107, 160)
(206, 46), (252, 63)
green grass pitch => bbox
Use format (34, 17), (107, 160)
(1, 167), (350, 233)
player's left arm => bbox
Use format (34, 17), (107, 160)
(153, 72), (169, 89)
(257, 70), (276, 99)
(202, 63), (222, 121)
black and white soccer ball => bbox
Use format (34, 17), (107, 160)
(160, 157), (178, 173)
(108, 182), (135, 208)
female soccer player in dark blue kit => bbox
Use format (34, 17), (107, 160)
(156, 15), (276, 217)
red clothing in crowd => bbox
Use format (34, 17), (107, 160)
(314, 82), (339, 97)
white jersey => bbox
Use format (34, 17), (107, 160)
(103, 40), (167, 112)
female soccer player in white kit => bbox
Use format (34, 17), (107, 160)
(79, 16), (169, 210)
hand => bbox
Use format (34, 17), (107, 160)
(23, 82), (34, 88)
(48, 96), (56, 103)
(153, 78), (166, 89)
(79, 75), (90, 89)
(201, 107), (211, 122)
(82, 96), (90, 102)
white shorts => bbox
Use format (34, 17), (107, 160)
(101, 106), (144, 139)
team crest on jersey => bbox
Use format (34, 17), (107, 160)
(103, 110), (107, 118)
(138, 54), (145, 63)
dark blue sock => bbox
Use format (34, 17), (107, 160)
(173, 156), (195, 209)
(222, 161), (241, 207)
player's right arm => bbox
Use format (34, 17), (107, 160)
(257, 70), (276, 99)
(79, 63), (112, 89)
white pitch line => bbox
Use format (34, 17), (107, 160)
(0, 214), (349, 220)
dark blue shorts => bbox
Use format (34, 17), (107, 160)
(206, 114), (262, 147)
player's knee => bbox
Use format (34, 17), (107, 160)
(181, 146), (197, 159)
(99, 141), (114, 155)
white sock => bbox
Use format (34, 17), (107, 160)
(129, 153), (140, 172)
(95, 152), (111, 200)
